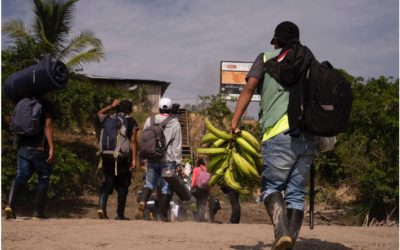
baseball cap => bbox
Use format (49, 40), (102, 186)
(159, 97), (172, 109)
(270, 21), (300, 45)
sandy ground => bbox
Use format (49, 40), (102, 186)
(2, 218), (398, 250)
(1, 192), (398, 250)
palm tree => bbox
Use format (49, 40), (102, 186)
(3, 0), (104, 70)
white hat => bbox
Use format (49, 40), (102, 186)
(159, 97), (172, 109)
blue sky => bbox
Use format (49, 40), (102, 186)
(2, 0), (399, 114)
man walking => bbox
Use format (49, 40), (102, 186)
(97, 99), (138, 220)
(135, 97), (182, 222)
(4, 97), (56, 220)
(229, 21), (318, 249)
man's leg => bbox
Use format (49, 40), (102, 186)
(5, 149), (34, 219)
(159, 163), (175, 222)
(135, 162), (159, 219)
(228, 189), (241, 224)
(260, 133), (297, 249)
(32, 150), (52, 219)
(98, 174), (115, 219)
(284, 138), (316, 248)
(115, 161), (132, 220)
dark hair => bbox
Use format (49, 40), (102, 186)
(117, 100), (132, 113)
(197, 159), (205, 166)
(159, 108), (171, 114)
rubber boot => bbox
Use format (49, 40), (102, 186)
(116, 188), (129, 220)
(97, 193), (109, 219)
(264, 192), (292, 250)
(159, 194), (172, 222)
(287, 208), (304, 250)
(33, 186), (48, 220)
(134, 187), (152, 220)
(4, 180), (21, 219)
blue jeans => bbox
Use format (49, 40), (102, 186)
(16, 147), (52, 190)
(144, 162), (176, 195)
(260, 132), (317, 211)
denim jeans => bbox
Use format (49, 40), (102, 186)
(260, 131), (317, 211)
(144, 161), (176, 195)
(16, 147), (52, 190)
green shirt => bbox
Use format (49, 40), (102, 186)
(259, 49), (290, 135)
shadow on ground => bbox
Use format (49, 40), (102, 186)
(230, 237), (351, 250)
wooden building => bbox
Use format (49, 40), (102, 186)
(87, 75), (170, 113)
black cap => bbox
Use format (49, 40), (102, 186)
(270, 21), (300, 45)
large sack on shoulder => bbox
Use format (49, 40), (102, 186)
(3, 55), (68, 101)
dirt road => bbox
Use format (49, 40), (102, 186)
(2, 218), (398, 250)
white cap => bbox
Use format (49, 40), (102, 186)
(159, 97), (172, 109)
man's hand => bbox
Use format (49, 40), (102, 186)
(47, 148), (54, 163)
(129, 161), (136, 172)
(111, 99), (120, 108)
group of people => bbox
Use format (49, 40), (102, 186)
(5, 21), (319, 250)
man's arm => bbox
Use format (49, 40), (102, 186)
(44, 118), (54, 163)
(229, 77), (259, 132)
(97, 99), (120, 119)
(130, 129), (138, 171)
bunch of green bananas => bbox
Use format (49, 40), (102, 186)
(196, 118), (263, 194)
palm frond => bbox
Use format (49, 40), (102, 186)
(58, 30), (104, 60)
(32, 0), (77, 48)
(2, 19), (32, 41)
(65, 47), (105, 69)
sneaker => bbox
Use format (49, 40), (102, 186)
(97, 209), (109, 219)
(4, 207), (15, 219)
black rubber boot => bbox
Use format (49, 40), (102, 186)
(4, 180), (21, 219)
(33, 186), (48, 220)
(97, 193), (109, 219)
(159, 194), (172, 222)
(264, 192), (292, 250)
(116, 188), (129, 220)
(135, 187), (152, 220)
(287, 208), (304, 249)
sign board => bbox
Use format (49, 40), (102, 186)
(220, 61), (260, 101)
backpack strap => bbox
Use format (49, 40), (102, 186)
(158, 115), (174, 129)
(157, 115), (175, 151)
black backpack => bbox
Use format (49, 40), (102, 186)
(265, 45), (353, 137)
(139, 115), (173, 160)
(302, 59), (353, 136)
(99, 113), (131, 158)
(9, 97), (43, 136)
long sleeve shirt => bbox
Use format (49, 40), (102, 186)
(143, 113), (182, 163)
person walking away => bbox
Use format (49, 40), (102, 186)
(97, 99), (138, 220)
(135, 97), (182, 222)
(191, 159), (210, 222)
(5, 97), (56, 220)
(220, 184), (241, 224)
(229, 21), (318, 249)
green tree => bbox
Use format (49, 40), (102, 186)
(315, 75), (399, 222)
(198, 95), (232, 128)
(2, 0), (104, 70)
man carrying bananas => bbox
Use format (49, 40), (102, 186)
(229, 21), (318, 250)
